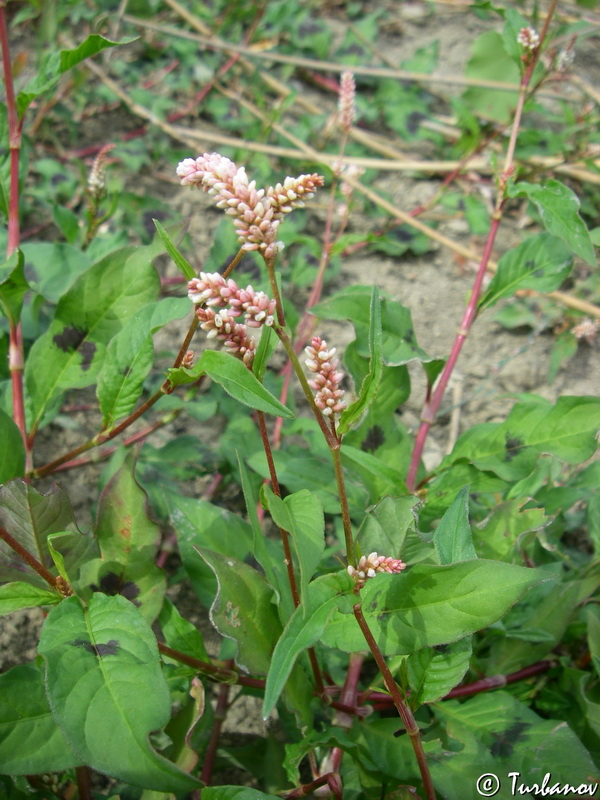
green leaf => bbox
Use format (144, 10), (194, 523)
(0, 250), (29, 325)
(507, 179), (597, 266)
(253, 325), (278, 382)
(195, 548), (281, 675)
(97, 298), (189, 427)
(473, 499), (551, 562)
(38, 594), (199, 792)
(21, 241), (92, 302)
(176, 349), (293, 417)
(428, 692), (599, 800)
(322, 561), (548, 655)
(407, 636), (472, 704)
(92, 451), (165, 622)
(312, 286), (436, 368)
(262, 488), (325, 609)
(433, 487), (477, 564)
(444, 395), (600, 481)
(462, 31), (519, 123)
(338, 285), (383, 435)
(159, 598), (210, 664)
(153, 219), (196, 280)
(0, 410), (25, 484)
(0, 662), (80, 774)
(479, 233), (573, 311)
(25, 246), (160, 432)
(168, 494), (253, 607)
(357, 495), (422, 560)
(0, 581), (61, 615)
(18, 35), (131, 117)
(0, 482), (89, 588)
(263, 573), (352, 718)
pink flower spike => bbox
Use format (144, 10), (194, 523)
(305, 336), (346, 417)
(348, 552), (407, 589)
(338, 71), (356, 131)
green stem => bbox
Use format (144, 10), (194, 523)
(353, 601), (436, 800)
(332, 447), (355, 568)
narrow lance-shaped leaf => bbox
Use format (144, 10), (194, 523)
(39, 594), (200, 792)
(0, 582), (61, 616)
(153, 219), (196, 280)
(338, 284), (383, 436)
(433, 486), (477, 564)
(263, 573), (353, 719)
(262, 487), (325, 610)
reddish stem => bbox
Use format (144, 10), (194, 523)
(201, 660), (233, 786)
(0, 525), (59, 589)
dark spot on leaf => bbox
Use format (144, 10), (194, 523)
(91, 571), (140, 604)
(51, 173), (68, 185)
(338, 44), (364, 57)
(434, 643), (449, 653)
(362, 425), (385, 452)
(404, 328), (416, 344)
(53, 326), (86, 352)
(457, 198), (465, 211)
(79, 341), (96, 371)
(298, 22), (321, 37)
(407, 111), (426, 135)
(490, 721), (529, 758)
(504, 434), (525, 461)
(525, 260), (535, 269)
(391, 226), (414, 243)
(533, 268), (544, 278)
(70, 638), (120, 657)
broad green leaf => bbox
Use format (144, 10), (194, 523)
(0, 249), (28, 325)
(433, 487), (477, 564)
(338, 285), (383, 435)
(342, 444), (407, 498)
(0, 581), (61, 615)
(485, 571), (600, 673)
(322, 561), (548, 655)
(428, 692), (599, 800)
(444, 395), (600, 481)
(507, 180), (597, 267)
(168, 494), (253, 607)
(0, 482), (88, 588)
(159, 597), (210, 663)
(153, 219), (196, 280)
(25, 246), (161, 432)
(262, 487), (325, 609)
(473, 499), (551, 562)
(0, 410), (25, 484)
(0, 662), (80, 773)
(462, 31), (519, 123)
(38, 594), (199, 792)
(407, 637), (472, 704)
(18, 35), (131, 117)
(479, 234), (573, 311)
(21, 241), (92, 302)
(587, 606), (600, 679)
(196, 548), (281, 675)
(356, 495), (421, 559)
(92, 451), (165, 622)
(263, 573), (352, 718)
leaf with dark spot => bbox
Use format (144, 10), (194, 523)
(298, 22), (321, 36)
(407, 111), (426, 135)
(490, 720), (529, 757)
(361, 425), (385, 452)
(69, 638), (120, 657)
(53, 325), (86, 352)
(391, 227), (414, 243)
(79, 341), (96, 371)
(91, 570), (140, 603)
(504, 434), (525, 462)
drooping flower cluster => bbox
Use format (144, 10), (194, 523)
(571, 317), (599, 343)
(517, 27), (539, 51)
(87, 143), (115, 199)
(338, 71), (356, 132)
(347, 552), (407, 590)
(177, 154), (324, 260)
(304, 336), (346, 417)
(188, 271), (277, 366)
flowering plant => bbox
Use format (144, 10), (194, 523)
(0, 4), (599, 800)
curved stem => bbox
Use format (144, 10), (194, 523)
(0, 525), (59, 589)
